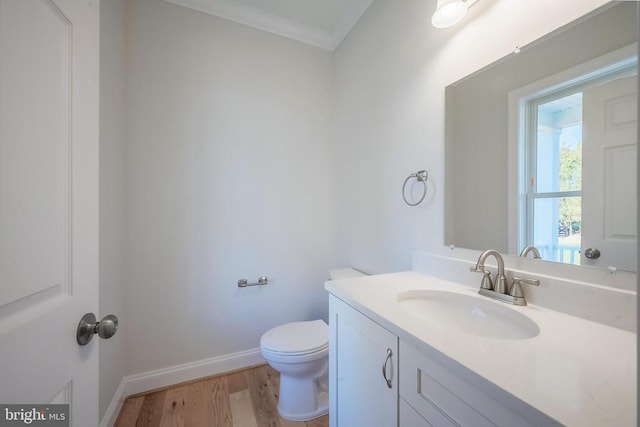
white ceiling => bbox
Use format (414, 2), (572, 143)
(163, 0), (375, 50)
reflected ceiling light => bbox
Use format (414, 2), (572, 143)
(431, 0), (478, 28)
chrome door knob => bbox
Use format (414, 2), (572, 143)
(76, 313), (119, 346)
(584, 248), (601, 259)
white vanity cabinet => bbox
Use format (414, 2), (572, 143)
(329, 295), (398, 427)
(329, 294), (559, 427)
(326, 271), (636, 426)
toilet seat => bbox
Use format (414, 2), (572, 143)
(261, 345), (328, 364)
(260, 320), (328, 357)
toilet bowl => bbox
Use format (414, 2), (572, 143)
(260, 320), (329, 421)
(259, 267), (366, 421)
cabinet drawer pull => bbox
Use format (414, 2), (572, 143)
(382, 348), (393, 389)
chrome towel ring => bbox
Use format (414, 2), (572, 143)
(402, 170), (428, 206)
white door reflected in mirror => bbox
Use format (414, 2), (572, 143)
(582, 75), (637, 271)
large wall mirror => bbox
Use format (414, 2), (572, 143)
(445, 1), (638, 272)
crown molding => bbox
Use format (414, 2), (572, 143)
(331, 0), (374, 50)
(162, 0), (372, 51)
(163, 0), (333, 49)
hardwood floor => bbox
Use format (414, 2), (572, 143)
(114, 364), (329, 427)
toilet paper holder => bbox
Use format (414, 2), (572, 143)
(238, 276), (269, 287)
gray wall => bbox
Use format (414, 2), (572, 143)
(331, 0), (610, 274)
(99, 0), (126, 419)
(123, 0), (335, 376)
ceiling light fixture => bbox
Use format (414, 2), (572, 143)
(431, 0), (479, 28)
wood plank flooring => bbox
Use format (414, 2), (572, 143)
(114, 365), (329, 427)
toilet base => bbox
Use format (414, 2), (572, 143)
(278, 391), (328, 421)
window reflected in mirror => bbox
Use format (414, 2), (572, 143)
(527, 93), (583, 264)
(519, 67), (636, 270)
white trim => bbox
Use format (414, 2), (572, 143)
(100, 379), (127, 427)
(99, 348), (265, 427)
(161, 0), (372, 51)
(507, 42), (638, 254)
(331, 0), (374, 50)
(507, 86), (527, 254)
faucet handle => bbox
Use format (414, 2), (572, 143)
(470, 267), (493, 290)
(479, 271), (493, 290)
(510, 276), (540, 298)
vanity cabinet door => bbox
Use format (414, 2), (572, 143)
(329, 296), (399, 427)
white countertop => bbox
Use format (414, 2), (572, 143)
(325, 271), (637, 427)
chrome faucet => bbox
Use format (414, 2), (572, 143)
(519, 246), (541, 259)
(470, 249), (508, 294)
(470, 249), (540, 306)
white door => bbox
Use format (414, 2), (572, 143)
(0, 0), (99, 425)
(582, 75), (637, 271)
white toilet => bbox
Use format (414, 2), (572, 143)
(259, 268), (365, 421)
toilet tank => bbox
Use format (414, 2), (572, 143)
(329, 268), (367, 280)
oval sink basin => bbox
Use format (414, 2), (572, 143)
(397, 290), (540, 340)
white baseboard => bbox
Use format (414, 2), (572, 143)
(100, 348), (265, 427)
(100, 379), (127, 427)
